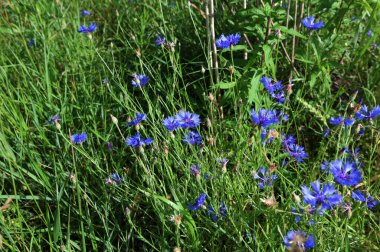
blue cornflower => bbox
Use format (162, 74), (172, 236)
(216, 33), (241, 49)
(329, 160), (362, 186)
(287, 144), (308, 162)
(282, 134), (296, 146)
(127, 113), (147, 126)
(131, 74), (149, 87)
(367, 29), (373, 38)
(78, 23), (97, 33)
(48, 115), (61, 124)
(162, 116), (180, 131)
(301, 16), (324, 30)
(207, 202), (227, 221)
(71, 132), (87, 144)
(80, 10), (91, 16)
(330, 116), (344, 125)
(187, 193), (206, 211)
(356, 105), (380, 120)
(321, 160), (329, 173)
(28, 38), (35, 47)
(352, 190), (379, 209)
(271, 91), (285, 104)
(251, 108), (283, 128)
(106, 173), (124, 185)
(283, 230), (315, 251)
(301, 180), (342, 214)
(183, 131), (202, 145)
(344, 118), (355, 126)
(125, 133), (153, 148)
(190, 164), (201, 177)
(175, 110), (201, 129)
(253, 167), (277, 189)
(260, 76), (283, 94)
(155, 35), (166, 46)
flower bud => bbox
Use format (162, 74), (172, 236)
(110, 114), (118, 124)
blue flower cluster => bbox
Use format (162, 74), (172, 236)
(253, 167), (277, 189)
(216, 34), (241, 49)
(131, 74), (149, 87)
(251, 108), (287, 128)
(283, 230), (315, 251)
(71, 132), (88, 144)
(301, 16), (324, 30)
(260, 76), (285, 103)
(125, 133), (153, 148)
(78, 23), (97, 34)
(352, 190), (379, 209)
(127, 113), (147, 127)
(326, 160), (362, 186)
(282, 134), (308, 163)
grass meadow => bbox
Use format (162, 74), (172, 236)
(0, 0), (379, 251)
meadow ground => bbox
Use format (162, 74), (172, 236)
(0, 0), (379, 251)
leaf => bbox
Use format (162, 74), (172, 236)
(275, 25), (307, 39)
(218, 81), (236, 89)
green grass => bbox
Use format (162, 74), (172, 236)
(0, 0), (379, 251)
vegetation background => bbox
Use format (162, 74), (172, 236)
(0, 0), (379, 251)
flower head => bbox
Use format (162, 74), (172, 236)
(78, 23), (97, 33)
(80, 10), (91, 16)
(183, 131), (202, 145)
(48, 115), (61, 124)
(155, 35), (166, 46)
(283, 230), (315, 251)
(207, 202), (227, 221)
(301, 16), (324, 30)
(253, 167), (277, 189)
(190, 164), (201, 177)
(330, 116), (344, 125)
(125, 133), (152, 148)
(352, 190), (379, 209)
(162, 116), (180, 131)
(301, 180), (342, 214)
(260, 76), (283, 94)
(175, 110), (201, 129)
(367, 29), (373, 38)
(106, 173), (124, 185)
(329, 160), (362, 186)
(216, 34), (241, 49)
(71, 132), (88, 144)
(28, 38), (35, 47)
(356, 105), (380, 120)
(251, 108), (283, 128)
(187, 193), (206, 211)
(131, 74), (149, 87)
(127, 113), (147, 126)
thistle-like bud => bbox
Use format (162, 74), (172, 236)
(206, 118), (212, 128)
(110, 114), (118, 125)
(201, 66), (206, 74)
(55, 122), (61, 130)
(292, 192), (301, 205)
(208, 92), (214, 102)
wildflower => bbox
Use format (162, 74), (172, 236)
(71, 132), (87, 144)
(127, 113), (146, 126)
(80, 10), (91, 16)
(367, 29), (373, 38)
(301, 180), (342, 214)
(155, 35), (166, 46)
(291, 207), (304, 223)
(283, 230), (315, 251)
(106, 173), (124, 185)
(106, 142), (114, 150)
(328, 160), (362, 186)
(28, 38), (35, 46)
(207, 202), (227, 221)
(253, 167), (277, 189)
(301, 16), (324, 30)
(216, 158), (229, 173)
(352, 190), (379, 209)
(175, 110), (201, 129)
(251, 108), (283, 128)
(125, 133), (153, 148)
(187, 193), (206, 211)
(344, 118), (355, 126)
(271, 91), (285, 104)
(131, 74), (149, 87)
(260, 196), (278, 208)
(169, 215), (182, 225)
(287, 144), (308, 162)
(78, 23), (97, 33)
(48, 115), (61, 124)
(260, 76), (283, 94)
(162, 116), (180, 131)
(356, 105), (380, 120)
(190, 164), (201, 177)
(183, 131), (202, 145)
(216, 34), (241, 49)
(330, 116), (344, 125)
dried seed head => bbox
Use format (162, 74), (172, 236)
(206, 118), (212, 128)
(208, 92), (214, 102)
(260, 197), (278, 208)
(110, 114), (118, 125)
(169, 215), (182, 226)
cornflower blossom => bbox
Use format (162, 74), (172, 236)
(282, 135), (308, 162)
(207, 202), (227, 222)
(367, 29), (373, 38)
(329, 160), (362, 186)
(260, 76), (285, 103)
(162, 116), (180, 132)
(131, 74), (149, 87)
(301, 180), (342, 214)
(190, 164), (201, 177)
(187, 193), (206, 211)
(344, 118), (355, 126)
(127, 113), (146, 126)
(251, 108), (285, 128)
(175, 110), (201, 129)
(215, 34), (241, 49)
(105, 173), (124, 185)
(78, 23), (97, 33)
(283, 230), (315, 251)
(216, 158), (229, 172)
(183, 131), (202, 145)
(80, 10), (91, 16)
(330, 116), (344, 125)
(48, 115), (61, 124)
(253, 167), (277, 189)
(125, 133), (153, 148)
(271, 91), (285, 104)
(71, 132), (87, 144)
(356, 105), (380, 120)
(352, 190), (379, 209)
(155, 35), (166, 46)
(28, 38), (35, 47)
(301, 16), (324, 30)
